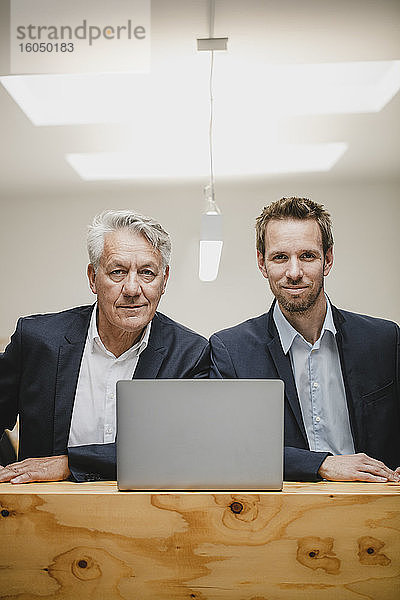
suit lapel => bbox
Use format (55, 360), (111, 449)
(266, 338), (308, 445)
(53, 306), (93, 454)
(332, 305), (364, 451)
(134, 313), (168, 379)
(133, 346), (167, 378)
(265, 305), (308, 445)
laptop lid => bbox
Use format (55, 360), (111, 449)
(117, 379), (284, 491)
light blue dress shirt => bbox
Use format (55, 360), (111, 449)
(273, 299), (355, 455)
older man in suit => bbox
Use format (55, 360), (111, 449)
(0, 209), (209, 483)
(210, 197), (400, 482)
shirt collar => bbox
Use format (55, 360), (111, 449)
(273, 294), (336, 355)
(88, 303), (152, 360)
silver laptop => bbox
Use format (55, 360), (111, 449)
(117, 379), (284, 491)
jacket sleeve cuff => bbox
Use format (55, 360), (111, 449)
(284, 446), (332, 481)
(67, 443), (117, 482)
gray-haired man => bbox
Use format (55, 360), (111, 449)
(0, 210), (210, 483)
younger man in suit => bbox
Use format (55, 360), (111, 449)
(210, 197), (400, 482)
(0, 209), (209, 483)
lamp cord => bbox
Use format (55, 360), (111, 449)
(208, 0), (216, 200)
(209, 49), (215, 201)
(209, 0), (215, 38)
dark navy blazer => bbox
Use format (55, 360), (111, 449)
(210, 302), (400, 481)
(0, 305), (210, 480)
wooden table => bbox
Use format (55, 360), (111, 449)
(1, 481), (399, 599)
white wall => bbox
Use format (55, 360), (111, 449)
(1, 178), (399, 347)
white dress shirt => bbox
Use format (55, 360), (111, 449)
(68, 306), (151, 447)
(273, 299), (355, 455)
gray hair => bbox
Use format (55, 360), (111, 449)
(87, 209), (172, 272)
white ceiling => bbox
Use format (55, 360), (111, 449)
(1, 0), (400, 196)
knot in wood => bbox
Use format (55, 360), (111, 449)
(1, 509), (10, 517)
(358, 536), (391, 566)
(230, 501), (244, 514)
(71, 556), (101, 581)
(78, 560), (88, 569)
(296, 537), (340, 574)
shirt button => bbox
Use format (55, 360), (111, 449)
(105, 425), (113, 434)
(313, 382), (319, 388)
(315, 416), (321, 423)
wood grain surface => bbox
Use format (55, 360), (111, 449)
(0, 482), (399, 599)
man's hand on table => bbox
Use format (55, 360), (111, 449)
(318, 453), (400, 482)
(0, 455), (70, 484)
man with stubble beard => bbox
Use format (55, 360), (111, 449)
(210, 197), (400, 482)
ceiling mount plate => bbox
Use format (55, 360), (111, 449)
(197, 37), (228, 51)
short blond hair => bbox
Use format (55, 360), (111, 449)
(256, 197), (333, 257)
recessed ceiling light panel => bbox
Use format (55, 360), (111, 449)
(66, 143), (347, 180)
(1, 60), (399, 126)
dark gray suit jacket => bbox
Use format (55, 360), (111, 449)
(210, 302), (400, 481)
(0, 305), (210, 480)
